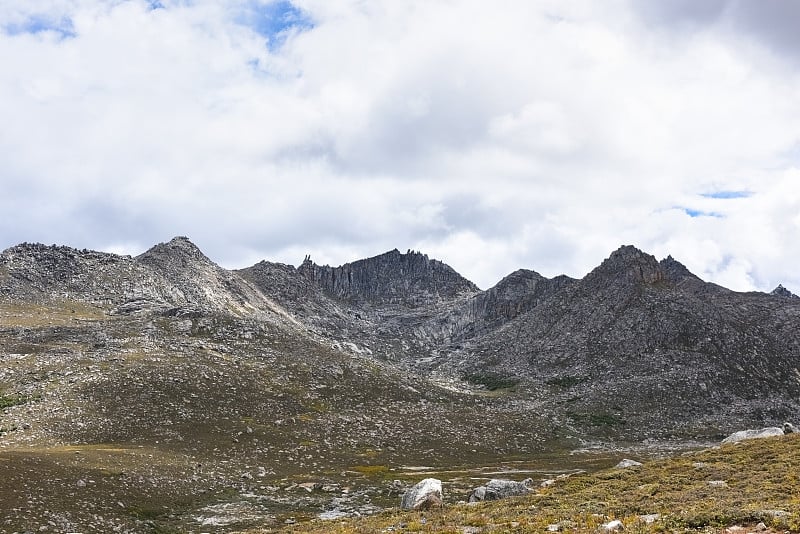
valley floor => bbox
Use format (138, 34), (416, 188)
(253, 434), (800, 534)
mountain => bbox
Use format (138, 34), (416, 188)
(451, 245), (800, 439)
(2, 238), (799, 532)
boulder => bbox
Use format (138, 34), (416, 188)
(468, 478), (533, 502)
(722, 427), (784, 444)
(614, 459), (642, 469)
(400, 478), (443, 510)
(603, 519), (624, 531)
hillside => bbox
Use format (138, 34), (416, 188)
(2, 237), (800, 532)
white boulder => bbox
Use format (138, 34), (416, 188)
(400, 478), (443, 510)
(722, 427), (784, 444)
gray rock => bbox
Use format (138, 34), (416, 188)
(783, 422), (797, 434)
(722, 427), (785, 444)
(468, 478), (533, 502)
(614, 459), (642, 469)
(400, 478), (443, 510)
(771, 284), (799, 299)
(602, 519), (624, 531)
(298, 249), (478, 307)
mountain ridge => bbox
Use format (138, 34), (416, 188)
(3, 236), (800, 531)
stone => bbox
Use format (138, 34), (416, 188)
(614, 459), (642, 469)
(468, 486), (486, 502)
(783, 422), (797, 434)
(400, 478), (443, 511)
(638, 514), (660, 524)
(602, 519), (624, 531)
(722, 427), (785, 444)
(755, 522), (768, 532)
(468, 478), (533, 502)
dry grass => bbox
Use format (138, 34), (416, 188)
(251, 434), (800, 533)
(0, 300), (108, 327)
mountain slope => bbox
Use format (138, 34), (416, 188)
(2, 238), (800, 532)
(449, 246), (800, 440)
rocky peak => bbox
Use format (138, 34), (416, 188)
(771, 284), (799, 299)
(298, 249), (479, 307)
(659, 255), (700, 284)
(583, 245), (664, 288)
(136, 236), (212, 269)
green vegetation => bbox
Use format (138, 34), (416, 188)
(352, 465), (390, 476)
(546, 375), (585, 388)
(262, 434), (800, 533)
(0, 300), (107, 327)
(462, 372), (519, 391)
(0, 393), (30, 410)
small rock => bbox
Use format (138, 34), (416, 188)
(638, 514), (660, 524)
(709, 480), (728, 488)
(759, 510), (789, 518)
(400, 478), (443, 510)
(603, 519), (624, 531)
(468, 478), (533, 502)
(755, 522), (768, 532)
(298, 482), (321, 492)
(783, 422), (797, 434)
(614, 459), (642, 469)
(546, 524), (561, 532)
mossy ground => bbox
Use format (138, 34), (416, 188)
(261, 434), (800, 533)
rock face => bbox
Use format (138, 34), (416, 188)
(400, 478), (443, 510)
(297, 249), (479, 307)
(468, 478), (533, 502)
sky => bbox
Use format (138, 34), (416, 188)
(1, 0), (799, 292)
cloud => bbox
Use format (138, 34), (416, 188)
(0, 0), (799, 295)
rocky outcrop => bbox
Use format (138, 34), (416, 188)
(400, 478), (443, 510)
(722, 427), (785, 444)
(297, 249), (479, 307)
(771, 284), (799, 299)
(468, 478), (533, 502)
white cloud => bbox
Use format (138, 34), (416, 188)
(1, 0), (799, 294)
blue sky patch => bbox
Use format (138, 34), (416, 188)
(700, 190), (752, 199)
(683, 208), (722, 218)
(238, 0), (314, 50)
(4, 14), (76, 39)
